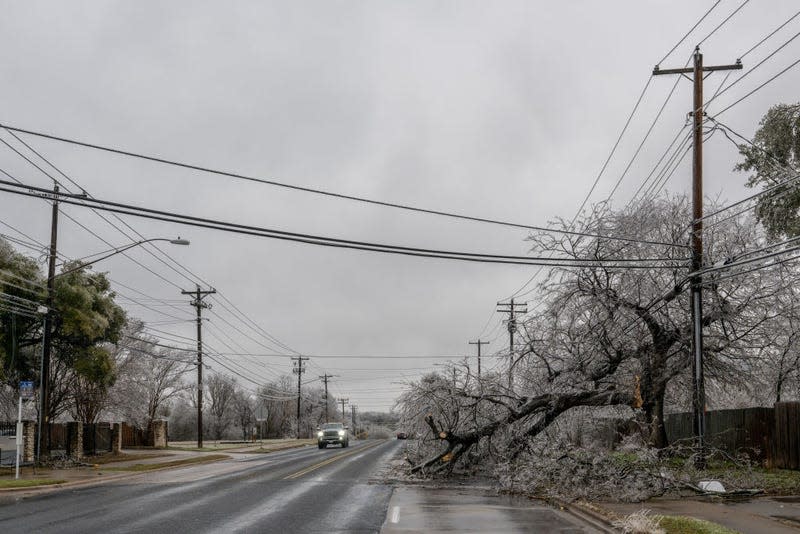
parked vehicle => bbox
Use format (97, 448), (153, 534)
(317, 422), (349, 449)
(396, 432), (408, 439)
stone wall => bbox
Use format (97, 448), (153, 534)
(66, 421), (83, 459)
(111, 422), (122, 454)
(22, 420), (35, 463)
(151, 420), (168, 448)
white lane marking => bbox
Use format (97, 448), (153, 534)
(390, 506), (400, 523)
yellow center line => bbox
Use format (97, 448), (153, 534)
(282, 440), (385, 480)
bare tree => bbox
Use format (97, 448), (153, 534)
(106, 326), (191, 430)
(206, 374), (236, 440)
(232, 389), (255, 441)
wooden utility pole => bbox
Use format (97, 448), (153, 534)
(291, 356), (309, 438)
(339, 397), (349, 423)
(319, 373), (337, 422)
(350, 404), (357, 434)
(468, 339), (489, 377)
(39, 183), (59, 459)
(181, 284), (216, 448)
(653, 47), (741, 459)
(497, 299), (527, 388)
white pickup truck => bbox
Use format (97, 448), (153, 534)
(316, 422), (349, 449)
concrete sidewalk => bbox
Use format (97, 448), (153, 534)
(602, 496), (800, 533)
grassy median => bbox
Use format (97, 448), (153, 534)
(100, 454), (230, 472)
(0, 479), (66, 489)
(657, 515), (739, 534)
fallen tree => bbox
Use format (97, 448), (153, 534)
(411, 387), (633, 474)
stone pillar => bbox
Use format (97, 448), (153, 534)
(22, 420), (36, 463)
(66, 421), (83, 459)
(151, 420), (168, 448)
(111, 423), (123, 454)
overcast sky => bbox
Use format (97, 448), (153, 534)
(1, 1), (798, 412)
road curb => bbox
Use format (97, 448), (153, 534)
(0, 455), (231, 494)
(552, 499), (618, 534)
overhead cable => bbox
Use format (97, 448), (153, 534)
(656, 0), (721, 66)
(0, 179), (689, 268)
(0, 122), (687, 248)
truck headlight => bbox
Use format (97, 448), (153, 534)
(338, 430), (345, 436)
(317, 431), (323, 437)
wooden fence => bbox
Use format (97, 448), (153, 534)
(121, 422), (152, 447)
(664, 403), (800, 468)
(772, 403), (800, 469)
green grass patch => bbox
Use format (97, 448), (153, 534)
(86, 452), (169, 465)
(166, 446), (221, 452)
(752, 468), (800, 494)
(657, 515), (740, 534)
(101, 454), (229, 472)
(0, 478), (66, 489)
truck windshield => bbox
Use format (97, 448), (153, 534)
(321, 423), (343, 430)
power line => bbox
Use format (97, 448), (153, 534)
(3, 128), (291, 362)
(208, 352), (497, 360)
(695, 0), (751, 47)
(739, 9), (800, 60)
(627, 124), (690, 206)
(209, 295), (299, 354)
(656, 0), (721, 66)
(0, 212), (194, 325)
(2, 127), (205, 289)
(0, 122), (687, 248)
(705, 28), (800, 109)
(714, 57), (800, 117)
(0, 178), (689, 268)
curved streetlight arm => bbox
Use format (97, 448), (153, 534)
(52, 237), (189, 280)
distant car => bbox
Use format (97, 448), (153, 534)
(317, 422), (349, 449)
(396, 432), (407, 439)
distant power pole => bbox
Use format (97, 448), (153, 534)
(654, 47), (741, 461)
(181, 284), (216, 449)
(339, 397), (349, 423)
(350, 405), (357, 434)
(468, 340), (489, 377)
(497, 298), (527, 388)
(319, 373), (337, 422)
(292, 356), (309, 438)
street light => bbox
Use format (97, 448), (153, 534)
(54, 237), (190, 279)
(38, 236), (190, 459)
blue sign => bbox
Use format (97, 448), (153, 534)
(19, 381), (34, 399)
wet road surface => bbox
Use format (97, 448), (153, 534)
(0, 439), (399, 533)
(1, 439), (605, 533)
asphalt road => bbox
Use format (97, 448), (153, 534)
(0, 439), (605, 533)
(0, 439), (401, 534)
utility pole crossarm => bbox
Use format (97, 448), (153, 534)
(653, 62), (741, 76)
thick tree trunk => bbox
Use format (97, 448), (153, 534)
(640, 369), (669, 448)
(650, 392), (669, 449)
(412, 388), (633, 474)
